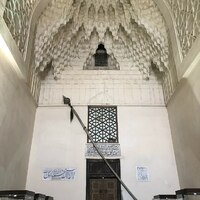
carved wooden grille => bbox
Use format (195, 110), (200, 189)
(88, 106), (118, 143)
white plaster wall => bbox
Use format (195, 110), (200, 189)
(0, 19), (28, 80)
(0, 41), (36, 189)
(119, 107), (179, 199)
(26, 107), (87, 200)
(0, 1), (6, 17)
(167, 60), (200, 188)
(26, 106), (179, 200)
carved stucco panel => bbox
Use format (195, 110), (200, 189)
(85, 143), (121, 158)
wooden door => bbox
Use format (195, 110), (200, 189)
(90, 178), (117, 200)
(86, 159), (121, 200)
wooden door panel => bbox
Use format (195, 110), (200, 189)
(87, 159), (121, 200)
(90, 179), (117, 200)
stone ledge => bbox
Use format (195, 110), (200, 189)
(154, 194), (176, 199)
(176, 188), (200, 196)
(0, 190), (35, 198)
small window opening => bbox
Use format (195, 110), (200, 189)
(95, 44), (108, 67)
(88, 106), (118, 143)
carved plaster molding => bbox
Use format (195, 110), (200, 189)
(3, 0), (39, 56)
(164, 0), (200, 58)
(34, 0), (169, 79)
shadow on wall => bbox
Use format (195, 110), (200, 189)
(167, 76), (200, 188)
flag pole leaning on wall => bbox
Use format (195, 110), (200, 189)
(63, 96), (138, 200)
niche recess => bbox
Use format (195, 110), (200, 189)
(83, 44), (120, 70)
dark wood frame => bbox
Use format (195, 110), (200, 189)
(86, 159), (121, 200)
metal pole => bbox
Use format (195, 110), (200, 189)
(63, 96), (138, 200)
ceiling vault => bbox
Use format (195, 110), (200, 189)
(34, 0), (169, 79)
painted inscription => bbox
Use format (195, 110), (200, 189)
(43, 168), (76, 180)
(85, 143), (121, 157)
(136, 166), (150, 182)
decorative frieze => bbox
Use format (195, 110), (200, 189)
(85, 143), (121, 158)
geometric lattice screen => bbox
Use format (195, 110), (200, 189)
(88, 106), (118, 143)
